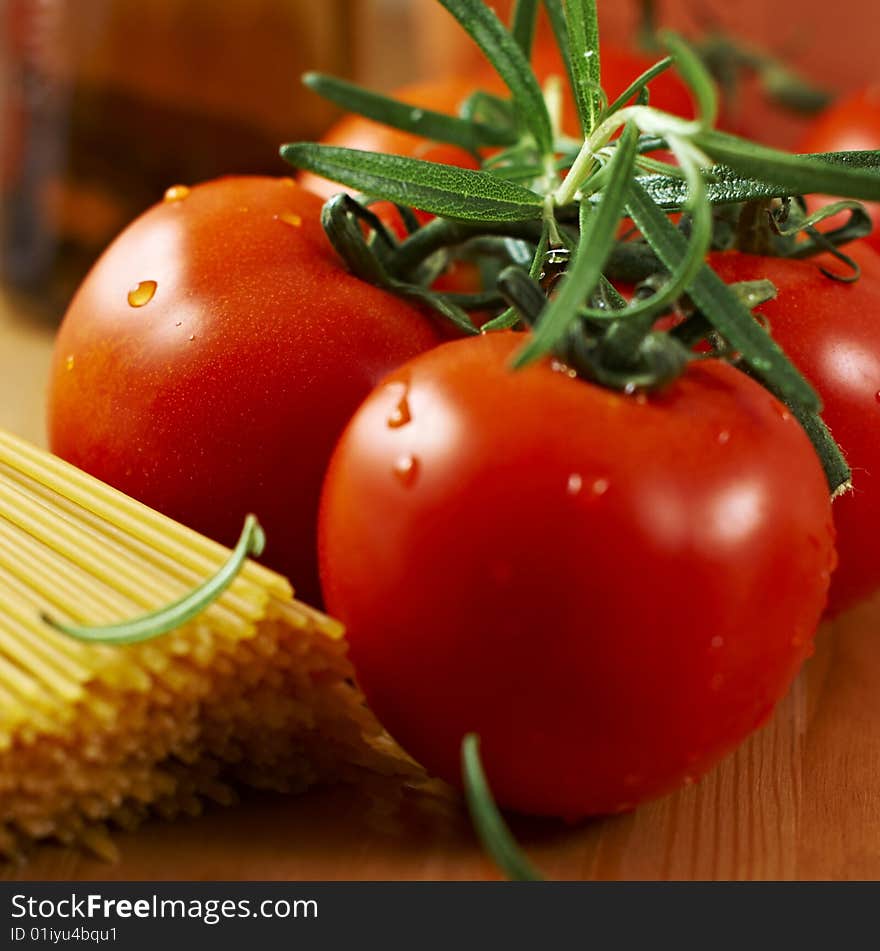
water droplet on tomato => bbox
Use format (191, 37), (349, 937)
(550, 359), (576, 379)
(592, 477), (610, 497)
(771, 401), (792, 422)
(566, 473), (583, 496)
(163, 184), (190, 202)
(716, 429), (730, 445)
(624, 382), (637, 396)
(710, 635), (724, 649)
(175, 321), (182, 327)
(64, 354), (74, 371)
(188, 334), (195, 342)
(387, 392), (412, 429)
(128, 280), (157, 307)
(393, 455), (419, 486)
(276, 211), (302, 228)
(682, 774), (697, 787)
(410, 108), (424, 121)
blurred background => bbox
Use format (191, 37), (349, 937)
(0, 0), (877, 382)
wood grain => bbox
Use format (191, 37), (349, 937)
(0, 293), (55, 449)
(1, 297), (877, 881)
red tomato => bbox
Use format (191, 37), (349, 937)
(709, 243), (880, 615)
(798, 87), (880, 253)
(47, 176), (444, 605)
(319, 332), (834, 816)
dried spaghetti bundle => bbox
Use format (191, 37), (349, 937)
(0, 429), (419, 861)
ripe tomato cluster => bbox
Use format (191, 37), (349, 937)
(46, 36), (880, 821)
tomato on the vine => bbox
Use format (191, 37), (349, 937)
(47, 176), (444, 605)
(318, 332), (834, 817)
(709, 242), (880, 615)
(798, 87), (880, 252)
(299, 43), (692, 300)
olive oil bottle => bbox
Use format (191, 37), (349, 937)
(1, 0), (354, 318)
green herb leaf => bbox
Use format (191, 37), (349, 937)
(541, 0), (574, 89)
(564, 0), (602, 133)
(280, 144), (545, 222)
(437, 0), (553, 154)
(626, 180), (820, 411)
(460, 90), (518, 133)
(634, 150), (880, 209)
(661, 32), (718, 128)
(302, 73), (516, 150)
(514, 123), (640, 366)
(461, 734), (543, 882)
(42, 516), (265, 645)
(575, 127), (714, 327)
(510, 0), (539, 56)
(694, 132), (880, 203)
(602, 56), (675, 119)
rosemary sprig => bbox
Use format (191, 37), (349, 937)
(462, 734), (544, 881)
(42, 515), (265, 645)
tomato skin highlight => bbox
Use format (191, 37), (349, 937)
(709, 243), (880, 615)
(798, 86), (880, 252)
(48, 176), (444, 605)
(319, 332), (834, 816)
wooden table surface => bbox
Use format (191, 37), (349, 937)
(2, 292), (879, 882)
